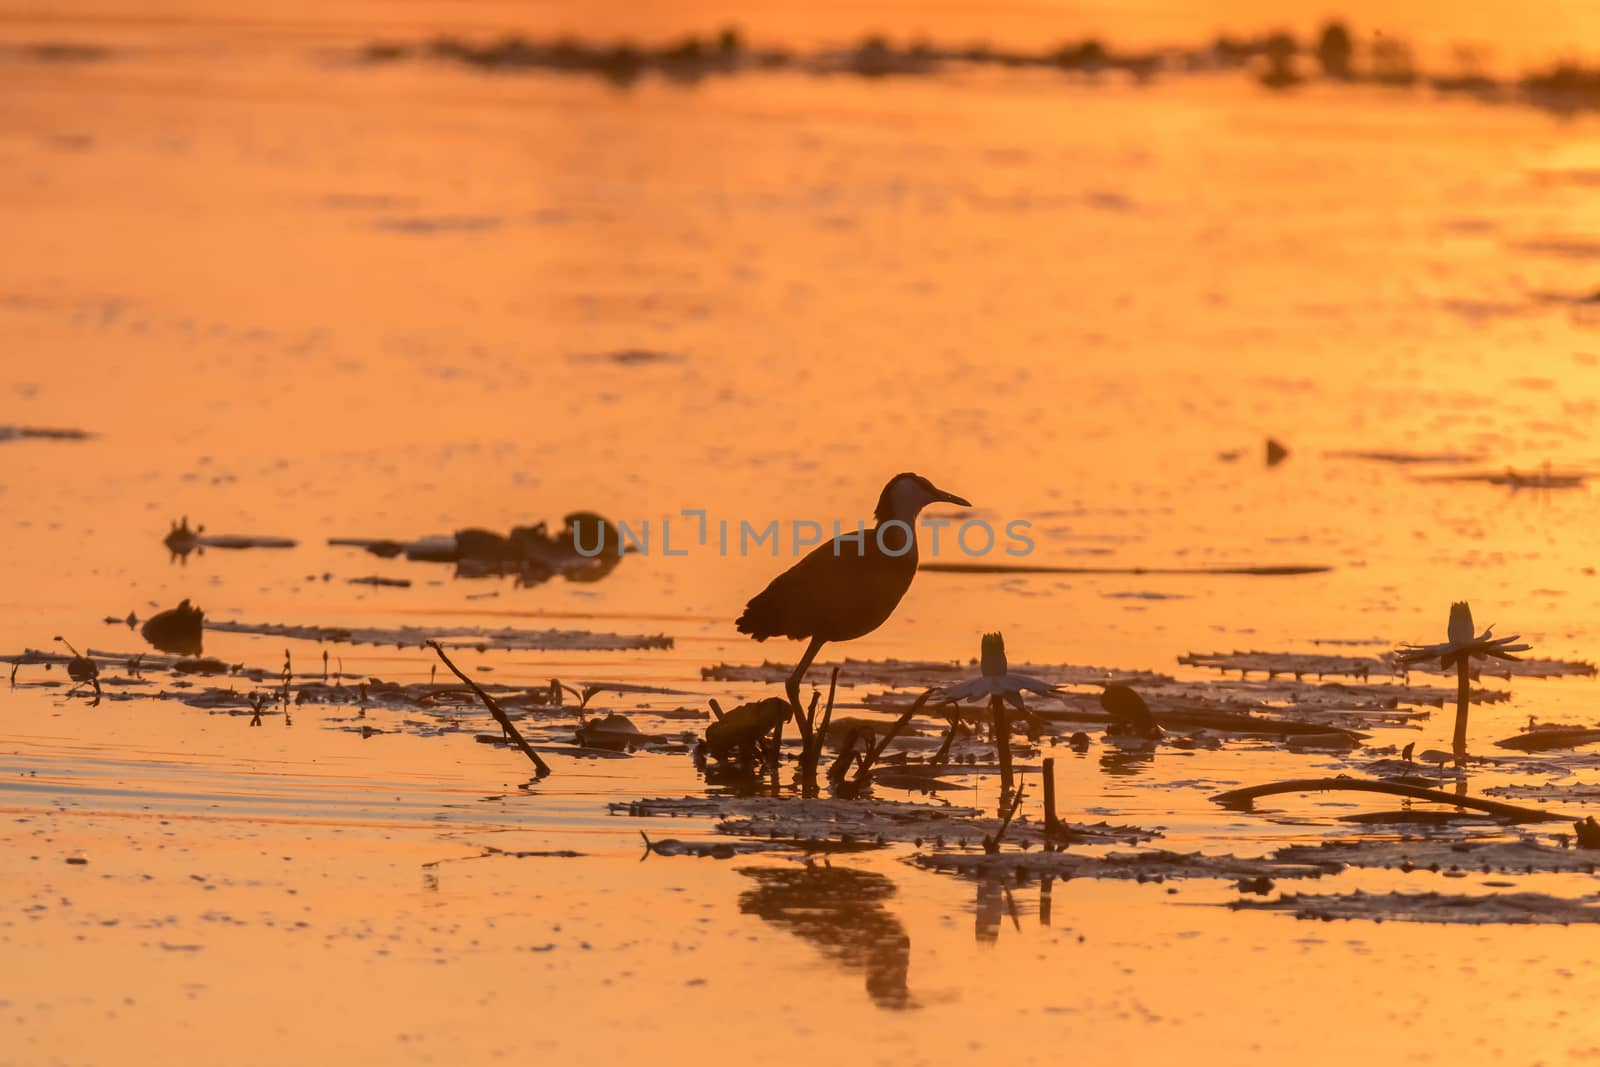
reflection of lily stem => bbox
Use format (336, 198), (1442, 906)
(991, 693), (1014, 804)
(983, 778), (1026, 854)
(1453, 655), (1470, 759)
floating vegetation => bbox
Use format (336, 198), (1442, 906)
(0, 425), (93, 441)
(1182, 647), (1594, 681)
(329, 512), (624, 586)
(1180, 650), (1380, 681)
(639, 832), (790, 859)
(613, 795), (1156, 850)
(204, 619), (672, 652)
(1324, 449), (1486, 465)
(140, 599), (204, 656)
(343, 21), (1600, 115)
(915, 848), (1333, 883)
(1270, 837), (1600, 875)
(346, 576), (412, 588)
(1411, 467), (1590, 490)
(1231, 891), (1600, 925)
(1, 42), (114, 63)
(1494, 724), (1600, 752)
(569, 348), (686, 366)
(163, 517), (297, 561)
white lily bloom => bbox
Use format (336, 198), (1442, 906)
(937, 632), (1058, 710)
(1396, 601), (1532, 670)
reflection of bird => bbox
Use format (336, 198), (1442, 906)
(736, 473), (970, 710)
(737, 865), (912, 1010)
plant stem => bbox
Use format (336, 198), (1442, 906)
(991, 694), (1014, 809)
(1453, 656), (1470, 758)
(1042, 756), (1063, 837)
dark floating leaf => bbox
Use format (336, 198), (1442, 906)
(1494, 724), (1600, 751)
(141, 599), (204, 656)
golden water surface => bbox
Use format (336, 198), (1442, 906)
(3, 1), (1600, 1064)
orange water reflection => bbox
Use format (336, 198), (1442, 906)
(3, 2), (1600, 1064)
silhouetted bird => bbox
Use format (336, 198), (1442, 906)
(736, 472), (970, 711)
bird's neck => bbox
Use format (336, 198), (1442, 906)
(871, 515), (920, 558)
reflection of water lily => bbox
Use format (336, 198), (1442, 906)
(1396, 601), (1530, 670)
(938, 633), (1057, 710)
(1396, 601), (1533, 756)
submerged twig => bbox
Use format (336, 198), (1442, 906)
(426, 640), (551, 776)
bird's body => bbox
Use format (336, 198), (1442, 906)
(736, 472), (970, 712)
(736, 524), (917, 643)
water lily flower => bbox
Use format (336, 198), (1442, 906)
(1396, 601), (1530, 670)
(937, 632), (1058, 710)
(935, 633), (1056, 807)
(1395, 601), (1532, 756)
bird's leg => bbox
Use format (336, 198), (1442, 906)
(781, 636), (826, 770)
(931, 713), (959, 766)
(785, 637), (825, 720)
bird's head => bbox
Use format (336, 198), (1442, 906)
(875, 472), (971, 524)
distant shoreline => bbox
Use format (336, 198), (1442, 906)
(338, 22), (1600, 116)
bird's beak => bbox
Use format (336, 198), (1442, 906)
(932, 486), (971, 508)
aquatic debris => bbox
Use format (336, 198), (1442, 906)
(1213, 777), (1567, 823)
(0, 425), (93, 441)
(1412, 467), (1589, 490)
(205, 619), (671, 652)
(1265, 437), (1290, 467)
(1325, 449), (1485, 465)
(1270, 837), (1600, 875)
(347, 576), (411, 588)
(52, 636), (99, 700)
(1494, 723), (1600, 751)
(330, 513), (625, 586)
(1484, 781), (1600, 804)
(613, 794), (1156, 850)
(1100, 685), (1161, 739)
(1180, 650), (1379, 681)
(639, 832), (787, 859)
(1182, 647), (1593, 682)
(915, 848), (1333, 883)
(163, 517), (297, 560)
(569, 348), (685, 365)
(1231, 891), (1600, 925)
(1397, 601), (1532, 755)
(575, 713), (669, 752)
(702, 697), (790, 763)
(1577, 818), (1600, 849)
(140, 599), (204, 656)
(426, 641), (549, 776)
